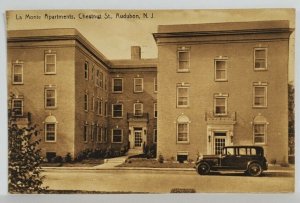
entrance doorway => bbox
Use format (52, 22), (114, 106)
(134, 128), (143, 148)
(213, 132), (227, 155)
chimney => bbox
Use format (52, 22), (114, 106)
(131, 46), (141, 60)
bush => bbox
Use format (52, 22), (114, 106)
(64, 153), (72, 163)
(52, 156), (63, 163)
(158, 154), (164, 163)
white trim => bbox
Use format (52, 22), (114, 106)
(44, 53), (57, 75)
(112, 103), (123, 118)
(253, 84), (268, 108)
(134, 78), (144, 93)
(254, 47), (268, 70)
(112, 78), (123, 93)
(12, 63), (24, 84)
(112, 129), (123, 143)
(214, 59), (228, 81)
(134, 103), (143, 116)
(214, 94), (228, 116)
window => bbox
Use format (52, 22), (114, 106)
(134, 103), (143, 116)
(84, 62), (89, 80)
(177, 152), (188, 163)
(91, 124), (94, 141)
(253, 83), (267, 108)
(177, 86), (189, 108)
(91, 65), (94, 81)
(103, 128), (108, 143)
(104, 76), (107, 91)
(96, 69), (100, 87)
(91, 96), (95, 112)
(12, 99), (23, 116)
(134, 78), (143, 92)
(100, 72), (103, 88)
(112, 78), (123, 93)
(97, 126), (103, 143)
(45, 123), (56, 142)
(254, 48), (267, 70)
(253, 114), (268, 145)
(45, 53), (56, 74)
(83, 123), (88, 142)
(215, 60), (227, 81)
(84, 93), (89, 111)
(154, 103), (157, 118)
(254, 124), (266, 144)
(96, 99), (100, 115)
(112, 104), (123, 118)
(154, 78), (158, 93)
(112, 129), (123, 143)
(45, 87), (56, 108)
(100, 100), (103, 115)
(153, 129), (157, 143)
(178, 48), (190, 72)
(44, 115), (57, 142)
(176, 115), (190, 143)
(214, 94), (228, 115)
(104, 101), (108, 116)
(12, 63), (23, 84)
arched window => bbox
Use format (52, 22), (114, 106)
(176, 115), (190, 143)
(253, 114), (268, 145)
(44, 115), (57, 142)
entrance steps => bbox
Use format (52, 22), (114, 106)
(127, 148), (143, 156)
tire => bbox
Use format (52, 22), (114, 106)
(196, 162), (210, 175)
(247, 163), (263, 177)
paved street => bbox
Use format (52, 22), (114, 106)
(42, 168), (294, 193)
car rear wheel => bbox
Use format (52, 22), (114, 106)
(197, 162), (210, 175)
(247, 163), (263, 177)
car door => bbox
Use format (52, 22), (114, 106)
(221, 147), (239, 169)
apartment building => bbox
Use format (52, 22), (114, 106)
(153, 20), (293, 163)
(7, 29), (157, 159)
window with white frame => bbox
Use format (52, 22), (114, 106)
(154, 77), (158, 93)
(215, 59), (227, 81)
(112, 104), (123, 118)
(100, 72), (103, 88)
(100, 100), (103, 115)
(91, 96), (95, 112)
(134, 78), (143, 92)
(45, 53), (56, 74)
(96, 69), (100, 87)
(83, 123), (88, 142)
(103, 128), (108, 143)
(112, 78), (123, 93)
(45, 87), (56, 108)
(153, 129), (157, 143)
(177, 47), (190, 72)
(254, 48), (267, 70)
(84, 92), (88, 111)
(154, 103), (157, 118)
(45, 123), (56, 142)
(96, 99), (100, 115)
(84, 62), (89, 80)
(177, 115), (190, 143)
(134, 103), (143, 116)
(12, 99), (23, 116)
(253, 124), (266, 144)
(97, 126), (103, 143)
(112, 129), (123, 143)
(104, 76), (107, 91)
(214, 94), (228, 115)
(91, 124), (94, 141)
(12, 63), (23, 84)
(177, 85), (189, 108)
(253, 83), (267, 108)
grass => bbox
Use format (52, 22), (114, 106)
(118, 158), (194, 168)
(41, 158), (104, 167)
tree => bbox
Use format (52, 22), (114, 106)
(8, 107), (47, 193)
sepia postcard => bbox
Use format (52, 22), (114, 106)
(6, 9), (295, 194)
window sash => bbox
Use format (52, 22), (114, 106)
(177, 87), (189, 107)
(254, 124), (266, 144)
(112, 129), (122, 143)
(177, 123), (189, 142)
(84, 94), (89, 111)
(112, 104), (123, 118)
(134, 103), (143, 116)
(12, 99), (23, 116)
(134, 78), (143, 92)
(103, 128), (108, 143)
(154, 78), (158, 92)
(84, 62), (89, 80)
(45, 89), (56, 108)
(253, 86), (267, 107)
(45, 54), (56, 74)
(254, 48), (267, 70)
(215, 60), (227, 81)
(113, 78), (123, 92)
(83, 125), (88, 142)
(178, 51), (190, 71)
(214, 97), (227, 115)
(154, 103), (157, 118)
(13, 64), (23, 84)
(45, 123), (56, 142)
(91, 96), (95, 111)
(153, 129), (157, 143)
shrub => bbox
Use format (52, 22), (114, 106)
(52, 156), (63, 163)
(158, 154), (164, 163)
(64, 153), (72, 163)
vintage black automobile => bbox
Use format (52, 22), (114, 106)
(195, 146), (268, 176)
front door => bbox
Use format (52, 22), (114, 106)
(134, 130), (143, 148)
(214, 132), (227, 155)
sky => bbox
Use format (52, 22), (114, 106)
(6, 9), (295, 81)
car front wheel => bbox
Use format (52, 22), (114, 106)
(247, 163), (263, 177)
(197, 162), (210, 175)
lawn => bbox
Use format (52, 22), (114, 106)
(118, 158), (194, 168)
(41, 158), (104, 167)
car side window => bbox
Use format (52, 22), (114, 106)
(250, 148), (257, 155)
(239, 148), (247, 155)
(226, 148), (234, 155)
